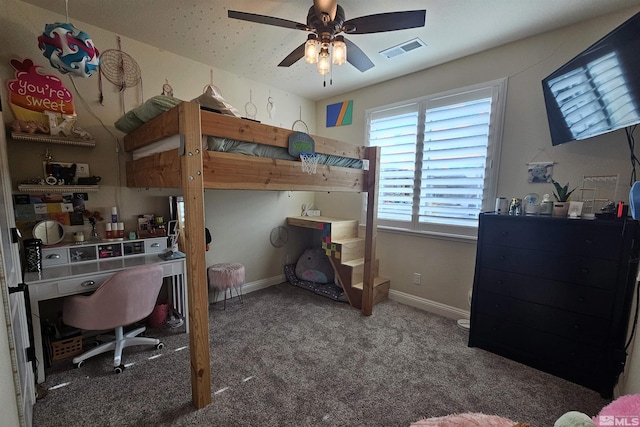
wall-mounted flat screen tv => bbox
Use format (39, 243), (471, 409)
(542, 11), (640, 146)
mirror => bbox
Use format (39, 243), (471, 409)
(33, 220), (65, 245)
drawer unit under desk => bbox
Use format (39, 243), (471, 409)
(56, 272), (113, 296)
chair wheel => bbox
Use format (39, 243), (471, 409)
(73, 360), (84, 369)
(156, 342), (165, 350)
(114, 364), (125, 374)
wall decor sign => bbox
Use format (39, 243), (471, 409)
(527, 161), (554, 183)
(6, 58), (75, 127)
(326, 100), (353, 127)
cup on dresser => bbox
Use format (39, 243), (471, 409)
(73, 231), (84, 243)
(495, 197), (508, 214)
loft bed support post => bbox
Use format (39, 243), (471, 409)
(179, 102), (212, 408)
(362, 146), (380, 316)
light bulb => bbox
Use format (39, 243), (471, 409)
(332, 37), (346, 66)
(317, 49), (330, 75)
(305, 36), (319, 64)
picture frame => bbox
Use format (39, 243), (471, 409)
(568, 201), (584, 218)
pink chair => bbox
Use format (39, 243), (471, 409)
(63, 264), (165, 373)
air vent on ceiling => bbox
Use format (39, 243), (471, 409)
(379, 38), (426, 59)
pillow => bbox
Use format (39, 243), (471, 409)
(114, 95), (183, 133)
(133, 95), (183, 122)
(295, 248), (335, 284)
(114, 110), (145, 133)
(192, 85), (242, 118)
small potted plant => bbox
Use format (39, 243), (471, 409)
(551, 179), (576, 217)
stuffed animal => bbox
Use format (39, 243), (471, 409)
(295, 248), (335, 284)
(554, 411), (596, 427)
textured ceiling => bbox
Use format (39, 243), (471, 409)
(21, 0), (640, 101)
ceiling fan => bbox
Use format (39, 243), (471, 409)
(228, 0), (426, 74)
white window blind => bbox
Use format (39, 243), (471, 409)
(367, 80), (506, 237)
(369, 104), (419, 222)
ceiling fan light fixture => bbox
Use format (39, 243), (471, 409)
(304, 34), (319, 64)
(332, 36), (346, 66)
(317, 48), (331, 75)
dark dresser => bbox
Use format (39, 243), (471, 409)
(468, 213), (640, 397)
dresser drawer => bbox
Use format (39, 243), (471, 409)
(41, 248), (69, 267)
(480, 215), (625, 259)
(477, 268), (614, 317)
(474, 292), (609, 345)
(471, 313), (607, 371)
(144, 238), (167, 254)
(56, 273), (112, 295)
(481, 245), (619, 289)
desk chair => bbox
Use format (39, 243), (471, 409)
(63, 264), (165, 373)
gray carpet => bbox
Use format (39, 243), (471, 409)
(33, 283), (610, 426)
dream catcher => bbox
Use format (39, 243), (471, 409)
(99, 36), (142, 111)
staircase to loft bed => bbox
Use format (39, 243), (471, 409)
(287, 216), (390, 312)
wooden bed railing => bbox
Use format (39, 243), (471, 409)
(122, 102), (381, 410)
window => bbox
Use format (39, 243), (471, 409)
(366, 79), (507, 238)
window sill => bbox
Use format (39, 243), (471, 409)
(375, 225), (478, 244)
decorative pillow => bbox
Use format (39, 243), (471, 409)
(295, 248), (335, 284)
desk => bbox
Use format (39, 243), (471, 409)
(25, 253), (187, 383)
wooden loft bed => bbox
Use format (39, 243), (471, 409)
(122, 102), (380, 409)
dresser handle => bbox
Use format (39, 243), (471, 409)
(573, 324), (580, 330)
(45, 254), (61, 259)
(584, 239), (592, 245)
(494, 304), (501, 309)
(577, 297), (585, 303)
(496, 280), (503, 285)
(80, 280), (96, 287)
(151, 243), (160, 247)
(580, 268), (589, 274)
(501, 231), (508, 237)
(498, 256), (506, 261)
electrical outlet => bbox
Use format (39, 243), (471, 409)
(413, 273), (421, 285)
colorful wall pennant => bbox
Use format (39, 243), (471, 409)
(326, 100), (353, 127)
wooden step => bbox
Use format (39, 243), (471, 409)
(287, 216), (358, 241)
(331, 237), (364, 262)
(353, 277), (390, 306)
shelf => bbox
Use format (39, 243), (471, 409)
(17, 184), (99, 193)
(10, 131), (96, 148)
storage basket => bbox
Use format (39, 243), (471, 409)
(50, 335), (83, 361)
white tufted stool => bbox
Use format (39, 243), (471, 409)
(207, 263), (245, 309)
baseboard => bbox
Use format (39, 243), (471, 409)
(388, 289), (470, 320)
(209, 274), (285, 303)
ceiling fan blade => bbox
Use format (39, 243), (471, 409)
(278, 42), (306, 67)
(228, 10), (304, 30)
(344, 10), (426, 34)
(344, 38), (374, 72)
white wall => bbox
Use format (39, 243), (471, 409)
(314, 6), (640, 312)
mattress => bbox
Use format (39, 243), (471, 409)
(132, 135), (363, 169)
